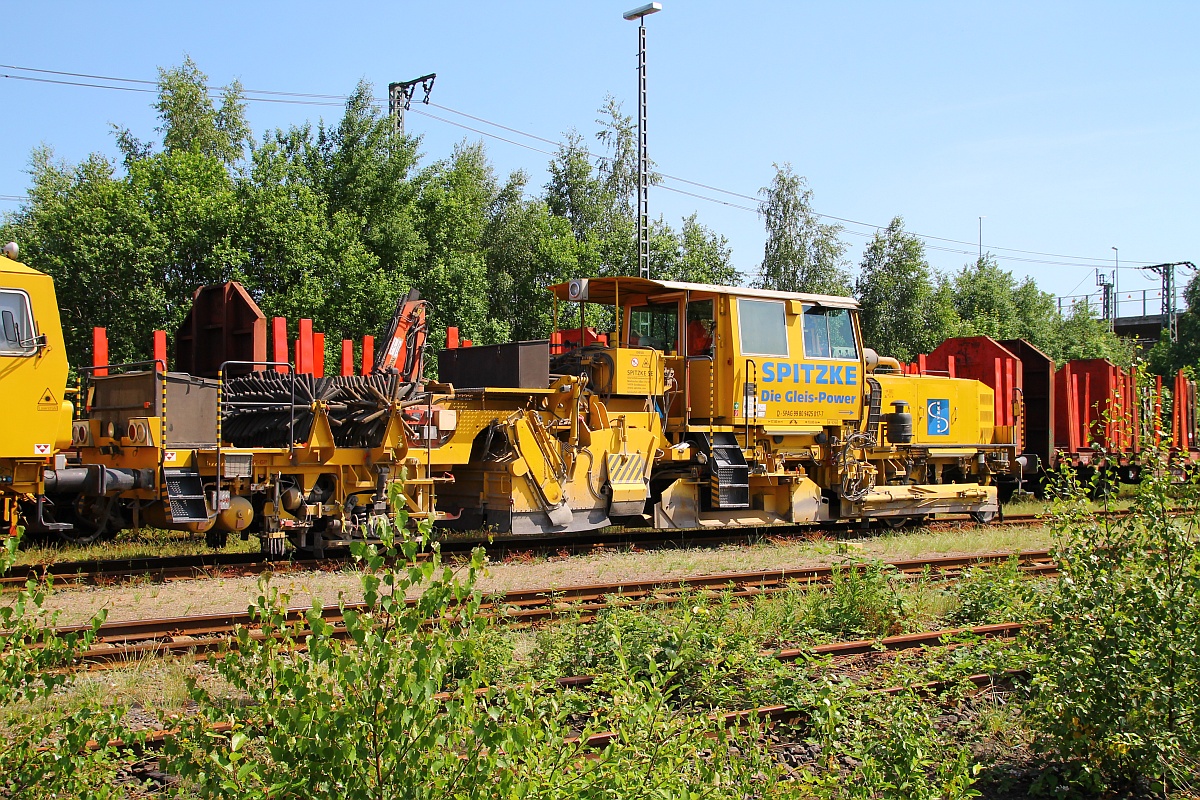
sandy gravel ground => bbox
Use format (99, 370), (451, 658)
(27, 524), (1051, 627)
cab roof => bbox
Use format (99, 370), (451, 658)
(548, 276), (859, 309)
(0, 256), (46, 278)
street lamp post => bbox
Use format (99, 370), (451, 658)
(978, 216), (985, 261)
(624, 2), (661, 280)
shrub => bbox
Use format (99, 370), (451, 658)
(0, 535), (135, 798)
(161, 514), (542, 799)
(1029, 444), (1200, 792)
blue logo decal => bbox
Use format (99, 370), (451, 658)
(927, 399), (950, 436)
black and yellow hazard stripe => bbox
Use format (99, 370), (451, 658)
(605, 453), (645, 485)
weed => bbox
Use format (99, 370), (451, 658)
(803, 561), (906, 639)
(948, 556), (1046, 626)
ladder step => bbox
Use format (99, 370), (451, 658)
(163, 468), (211, 523)
(708, 431), (750, 509)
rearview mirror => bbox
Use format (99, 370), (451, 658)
(1, 310), (16, 343)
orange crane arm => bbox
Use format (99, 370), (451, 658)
(374, 289), (429, 382)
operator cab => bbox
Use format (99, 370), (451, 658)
(547, 277), (867, 437)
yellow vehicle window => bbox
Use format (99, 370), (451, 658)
(737, 298), (788, 356)
(629, 304), (679, 352)
(0, 289), (36, 357)
(802, 305), (858, 360)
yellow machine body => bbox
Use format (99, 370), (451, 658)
(876, 373), (997, 448)
(449, 275), (1018, 532)
(419, 276), (1013, 535)
(593, 348), (666, 396)
(0, 253), (74, 533)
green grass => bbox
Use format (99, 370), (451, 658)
(1003, 488), (1137, 517)
(11, 526), (259, 568)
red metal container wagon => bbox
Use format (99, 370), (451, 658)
(899, 336), (1197, 498)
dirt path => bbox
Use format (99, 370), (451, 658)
(31, 524), (1051, 627)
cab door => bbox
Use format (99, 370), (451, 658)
(0, 269), (73, 461)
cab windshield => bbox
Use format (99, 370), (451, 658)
(628, 304), (679, 353)
(801, 305), (858, 360)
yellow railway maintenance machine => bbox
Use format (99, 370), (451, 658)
(67, 366), (434, 556)
(0, 243), (75, 537)
(431, 277), (1015, 534)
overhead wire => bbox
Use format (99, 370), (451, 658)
(0, 62), (1171, 272)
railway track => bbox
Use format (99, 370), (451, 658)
(63, 549), (1052, 669)
(3, 510), (1058, 591)
(97, 618), (1032, 755)
(488, 620), (1029, 700)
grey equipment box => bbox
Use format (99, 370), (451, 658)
(88, 371), (219, 446)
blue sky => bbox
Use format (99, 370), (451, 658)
(2, 1), (1196, 314)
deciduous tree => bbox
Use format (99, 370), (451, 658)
(855, 217), (959, 361)
(754, 163), (850, 296)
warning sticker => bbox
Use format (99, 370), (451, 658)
(37, 388), (58, 412)
(34, 444), (51, 455)
(163, 451), (177, 462)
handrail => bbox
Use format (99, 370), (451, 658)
(743, 358), (758, 452)
(79, 359), (167, 374)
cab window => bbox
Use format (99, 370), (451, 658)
(802, 305), (858, 360)
(0, 290), (36, 357)
(628, 303), (679, 353)
(737, 298), (789, 356)
(685, 299), (714, 356)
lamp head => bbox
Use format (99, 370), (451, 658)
(624, 2), (662, 21)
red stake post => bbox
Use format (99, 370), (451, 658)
(297, 319), (314, 375)
(92, 327), (108, 377)
(313, 333), (325, 378)
(272, 317), (288, 373)
(361, 336), (374, 376)
(152, 330), (167, 371)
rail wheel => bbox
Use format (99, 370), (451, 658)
(970, 510), (996, 524)
(58, 496), (119, 545)
(881, 515), (928, 530)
